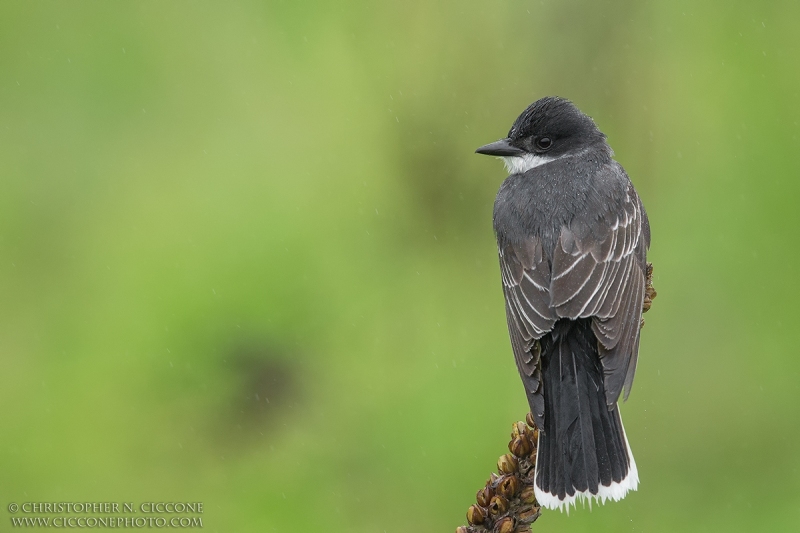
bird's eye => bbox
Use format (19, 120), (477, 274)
(536, 137), (552, 150)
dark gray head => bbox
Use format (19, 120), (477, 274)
(476, 97), (608, 172)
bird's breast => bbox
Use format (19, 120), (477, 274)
(493, 166), (590, 253)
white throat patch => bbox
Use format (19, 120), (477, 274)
(501, 153), (556, 174)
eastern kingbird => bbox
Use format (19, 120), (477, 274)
(476, 97), (651, 511)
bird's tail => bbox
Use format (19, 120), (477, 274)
(533, 319), (638, 511)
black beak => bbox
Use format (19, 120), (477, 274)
(475, 138), (526, 156)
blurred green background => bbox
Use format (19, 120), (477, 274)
(1, 1), (799, 531)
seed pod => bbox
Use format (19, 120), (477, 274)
(509, 435), (532, 457)
(496, 475), (519, 498)
(511, 421), (529, 439)
(648, 286), (658, 300)
(466, 505), (486, 525)
(476, 486), (494, 507)
(493, 516), (515, 533)
(518, 506), (540, 522)
(488, 495), (509, 516)
(497, 453), (518, 474)
(519, 485), (537, 504)
(525, 412), (536, 429)
(455, 527), (470, 533)
(528, 448), (538, 464)
(488, 472), (500, 485)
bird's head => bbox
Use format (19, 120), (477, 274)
(476, 97), (607, 174)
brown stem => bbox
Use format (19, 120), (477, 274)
(643, 262), (657, 314)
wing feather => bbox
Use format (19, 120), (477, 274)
(499, 239), (556, 428)
(549, 184), (648, 405)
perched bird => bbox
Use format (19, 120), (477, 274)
(476, 97), (651, 511)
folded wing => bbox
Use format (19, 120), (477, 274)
(499, 237), (557, 427)
(550, 184), (647, 406)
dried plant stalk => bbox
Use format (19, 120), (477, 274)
(455, 415), (541, 533)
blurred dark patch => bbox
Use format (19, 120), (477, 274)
(393, 117), (495, 244)
(216, 339), (303, 447)
(399, 126), (461, 227)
